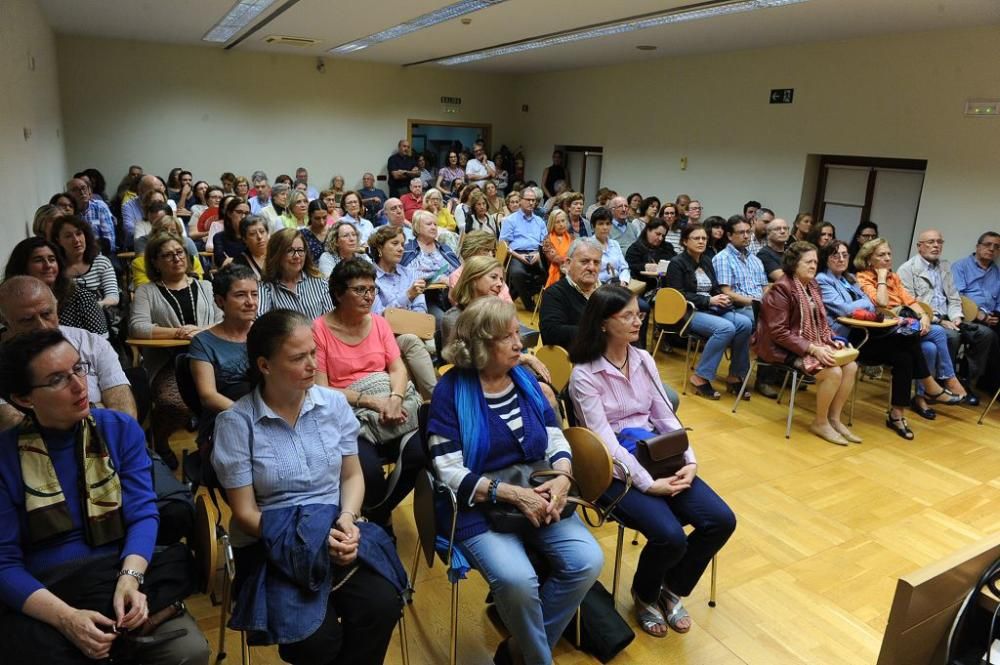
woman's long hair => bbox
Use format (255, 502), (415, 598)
(568, 285), (635, 364)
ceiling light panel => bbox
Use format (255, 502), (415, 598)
(437, 0), (810, 65)
(330, 0), (510, 54)
(203, 0), (278, 43)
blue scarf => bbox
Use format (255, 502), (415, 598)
(454, 365), (546, 474)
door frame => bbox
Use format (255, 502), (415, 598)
(813, 155), (927, 222)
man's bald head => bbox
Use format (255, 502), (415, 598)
(916, 229), (944, 261)
(137, 175), (162, 198)
(0, 276), (59, 334)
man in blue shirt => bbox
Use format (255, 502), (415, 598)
(67, 177), (117, 252)
(359, 172), (387, 223)
(608, 195), (638, 252)
(953, 231), (1000, 328)
(500, 188), (547, 310)
(713, 217), (768, 323)
(249, 171), (271, 215)
(294, 166), (319, 201)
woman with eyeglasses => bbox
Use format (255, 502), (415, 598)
(210, 197), (250, 269)
(130, 232), (222, 466)
(401, 210), (461, 322)
(188, 185), (224, 243)
(318, 221), (372, 278)
(817, 241), (953, 439)
(846, 221), (879, 273)
(665, 225), (752, 399)
(313, 259), (425, 531)
(258, 229), (331, 320)
(569, 285), (735, 638)
(0, 329), (210, 665)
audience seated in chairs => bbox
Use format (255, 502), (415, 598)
(318, 221), (373, 278)
(426, 297), (603, 665)
(817, 240), (955, 439)
(447, 230), (513, 303)
(0, 329), (209, 665)
(753, 241), (861, 445)
(401, 210), (460, 322)
(232, 214), (269, 280)
(129, 232), (222, 467)
(313, 259), (427, 530)
(211, 310), (404, 665)
(853, 237), (969, 411)
(665, 225), (752, 400)
(257, 228), (332, 320)
(626, 218), (675, 295)
(52, 216), (119, 313)
(188, 264), (257, 449)
(0, 276), (137, 431)
(5, 237), (108, 338)
(568, 285), (735, 638)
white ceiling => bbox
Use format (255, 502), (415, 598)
(38, 0), (1000, 73)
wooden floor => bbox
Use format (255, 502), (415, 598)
(176, 326), (1000, 665)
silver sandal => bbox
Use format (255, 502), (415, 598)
(658, 588), (692, 633)
(631, 588), (668, 638)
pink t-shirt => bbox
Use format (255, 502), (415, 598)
(312, 314), (401, 388)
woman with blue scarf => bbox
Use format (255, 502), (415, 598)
(426, 297), (603, 665)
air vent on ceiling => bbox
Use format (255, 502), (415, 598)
(264, 35), (318, 47)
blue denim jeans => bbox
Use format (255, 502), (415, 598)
(605, 476), (736, 604)
(687, 310), (753, 382)
(915, 324), (957, 395)
(457, 514), (603, 665)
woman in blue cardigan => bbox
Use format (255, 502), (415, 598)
(427, 297), (603, 665)
(0, 329), (208, 665)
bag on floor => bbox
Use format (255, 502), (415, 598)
(563, 580), (635, 663)
(945, 556), (1000, 664)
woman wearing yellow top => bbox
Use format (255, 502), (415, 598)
(542, 209), (572, 288)
(423, 188), (457, 232)
(278, 190), (309, 230)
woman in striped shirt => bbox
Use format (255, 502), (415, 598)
(52, 216), (118, 310)
(258, 229), (331, 320)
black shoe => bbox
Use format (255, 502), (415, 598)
(963, 393), (981, 407)
(493, 638), (513, 665)
(910, 397), (936, 420)
(755, 382), (779, 399)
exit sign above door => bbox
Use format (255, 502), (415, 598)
(770, 88), (794, 104)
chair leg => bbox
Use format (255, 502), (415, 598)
(979, 386), (1000, 425)
(631, 529), (640, 546)
(709, 555), (718, 608)
(732, 360), (756, 412)
(408, 535), (422, 599)
(216, 571), (231, 662)
(449, 582), (459, 665)
(652, 330), (663, 357)
(848, 367), (861, 427)
(776, 369), (791, 405)
(682, 339), (692, 394)
(785, 371), (798, 439)
(398, 608), (410, 665)
(240, 630), (250, 665)
(612, 524), (625, 609)
(575, 606), (582, 647)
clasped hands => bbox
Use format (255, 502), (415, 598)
(515, 475), (572, 527)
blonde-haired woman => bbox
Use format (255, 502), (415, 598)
(258, 228), (332, 319)
(277, 189), (309, 230)
(448, 230), (513, 304)
(464, 189), (500, 237)
(401, 210), (461, 321)
(423, 187), (459, 251)
(542, 209), (572, 288)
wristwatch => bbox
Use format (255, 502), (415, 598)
(117, 569), (145, 586)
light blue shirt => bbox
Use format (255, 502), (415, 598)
(340, 214), (375, 245)
(816, 270), (875, 337)
(499, 210), (547, 252)
(373, 262), (427, 314)
(952, 254), (1000, 314)
(82, 198), (117, 251)
(713, 244), (768, 300)
(211, 385), (359, 510)
(599, 239), (630, 284)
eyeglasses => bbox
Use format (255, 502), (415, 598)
(919, 239), (944, 246)
(285, 248), (307, 257)
(830, 251), (850, 259)
(158, 250), (187, 261)
(859, 233), (877, 240)
(612, 311), (646, 324)
(688, 206), (703, 211)
(347, 285), (378, 297)
(31, 362), (93, 391)
(979, 242), (1000, 250)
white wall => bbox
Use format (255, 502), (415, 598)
(55, 36), (517, 193)
(514, 25), (1000, 262)
(0, 0), (66, 244)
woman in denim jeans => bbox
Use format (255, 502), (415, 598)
(665, 226), (752, 399)
(427, 297), (603, 665)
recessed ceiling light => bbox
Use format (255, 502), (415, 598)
(636, 44), (657, 51)
(434, 0), (810, 65)
(330, 0), (510, 54)
(203, 0), (277, 43)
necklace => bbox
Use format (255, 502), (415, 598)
(159, 277), (195, 325)
(603, 352), (629, 371)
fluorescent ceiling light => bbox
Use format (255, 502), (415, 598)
(330, 0), (509, 54)
(436, 0), (810, 65)
(203, 0), (278, 43)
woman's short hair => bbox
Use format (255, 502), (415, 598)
(422, 188), (443, 208)
(270, 182), (291, 199)
(443, 296), (516, 370)
(853, 237), (888, 271)
(213, 263), (257, 299)
(246, 309), (310, 388)
(32, 205), (60, 238)
(818, 239), (850, 273)
(340, 190), (362, 211)
(0, 328), (72, 406)
(239, 214), (267, 239)
(234, 175), (250, 190)
(328, 257), (377, 305)
(546, 209), (567, 233)
(679, 223), (706, 245)
(411, 209), (436, 233)
(467, 188), (486, 211)
(51, 216), (99, 263)
(458, 230), (497, 261)
(368, 225), (403, 262)
(144, 231), (193, 282)
(325, 221), (359, 255)
(782, 240), (819, 276)
(590, 207), (612, 225)
(151, 215), (185, 237)
(452, 256), (502, 308)
(505, 191), (520, 206)
(568, 285), (635, 364)
(286, 190), (308, 212)
(263, 228), (320, 282)
(49, 192), (80, 215)
(638, 197), (661, 217)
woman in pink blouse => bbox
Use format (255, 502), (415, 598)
(568, 285), (735, 639)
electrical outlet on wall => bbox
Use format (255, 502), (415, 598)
(680, 156), (688, 171)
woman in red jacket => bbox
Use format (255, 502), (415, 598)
(753, 241), (860, 446)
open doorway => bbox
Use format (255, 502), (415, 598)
(556, 145), (603, 205)
(810, 155), (927, 261)
(408, 119), (492, 171)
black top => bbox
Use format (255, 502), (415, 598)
(664, 251), (721, 310)
(59, 287), (109, 336)
(387, 153), (417, 197)
(625, 237), (675, 292)
(544, 164), (567, 196)
(212, 232), (247, 269)
(757, 245), (784, 280)
(539, 277), (589, 349)
(156, 282), (199, 325)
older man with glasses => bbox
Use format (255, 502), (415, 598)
(500, 188), (547, 311)
(66, 177), (117, 252)
(757, 217), (790, 282)
(608, 195), (638, 252)
(898, 229), (998, 403)
(953, 232), (1000, 329)
(464, 140), (497, 189)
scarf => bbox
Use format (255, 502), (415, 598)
(18, 415), (124, 547)
(545, 232), (572, 287)
(454, 366), (546, 474)
(792, 277), (832, 345)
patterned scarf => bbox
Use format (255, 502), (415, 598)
(17, 415), (124, 547)
(792, 277), (833, 345)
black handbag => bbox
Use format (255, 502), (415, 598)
(562, 580), (635, 663)
(484, 464), (595, 533)
(619, 428), (691, 479)
(945, 557), (1000, 664)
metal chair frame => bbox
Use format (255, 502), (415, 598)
(732, 359), (801, 439)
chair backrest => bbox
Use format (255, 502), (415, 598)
(413, 470), (439, 569)
(654, 287), (689, 326)
(534, 344), (572, 393)
(496, 240), (510, 270)
(383, 307), (436, 340)
(562, 427), (614, 503)
(915, 301), (934, 318)
(437, 363), (454, 376)
(174, 353), (203, 417)
(961, 295), (980, 323)
(193, 494), (220, 597)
